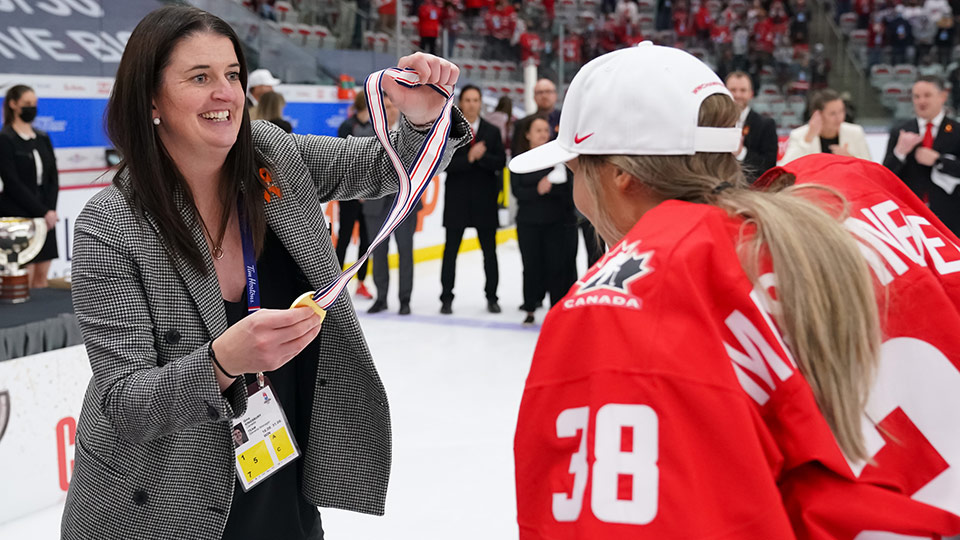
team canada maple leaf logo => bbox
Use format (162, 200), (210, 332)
(577, 241), (653, 296)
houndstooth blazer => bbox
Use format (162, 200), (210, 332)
(61, 113), (470, 539)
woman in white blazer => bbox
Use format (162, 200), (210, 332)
(781, 88), (872, 164)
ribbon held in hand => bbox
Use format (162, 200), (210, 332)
(290, 67), (456, 315)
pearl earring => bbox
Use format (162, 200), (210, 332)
(153, 117), (161, 126)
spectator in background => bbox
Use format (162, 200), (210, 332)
(246, 68), (281, 120)
(791, 0), (810, 44)
(377, 0), (397, 33)
(0, 84), (59, 288)
(725, 71), (779, 182)
(868, 13), (888, 67)
(336, 91), (374, 300)
(935, 14), (955, 66)
(485, 0), (517, 59)
(485, 96), (514, 152)
(782, 88), (872, 164)
(884, 75), (960, 234)
(441, 0), (463, 56)
(517, 19), (544, 68)
(440, 85), (506, 314)
(256, 91), (292, 133)
(512, 78), (560, 156)
(887, 8), (914, 65)
(364, 95), (419, 315)
(336, 0), (359, 49)
(905, 0), (936, 64)
(673, 0), (695, 44)
(418, 0), (442, 55)
(809, 42), (831, 89)
(511, 116), (577, 325)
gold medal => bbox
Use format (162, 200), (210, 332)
(290, 291), (326, 323)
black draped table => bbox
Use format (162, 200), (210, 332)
(0, 288), (82, 362)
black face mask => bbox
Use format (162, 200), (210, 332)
(19, 106), (37, 123)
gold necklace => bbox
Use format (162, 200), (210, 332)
(198, 214), (225, 260)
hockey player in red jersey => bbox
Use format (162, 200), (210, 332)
(508, 42), (960, 539)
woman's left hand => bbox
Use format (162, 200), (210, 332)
(384, 53), (460, 126)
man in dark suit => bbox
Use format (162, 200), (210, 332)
(725, 71), (779, 183)
(440, 85), (506, 314)
(884, 75), (960, 235)
(511, 78), (561, 157)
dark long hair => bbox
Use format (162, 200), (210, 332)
(107, 5), (266, 272)
(3, 85), (33, 126)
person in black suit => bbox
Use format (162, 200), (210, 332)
(511, 116), (578, 325)
(884, 75), (960, 235)
(440, 85), (506, 314)
(725, 71), (779, 183)
(0, 84), (59, 288)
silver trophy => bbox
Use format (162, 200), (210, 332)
(0, 217), (48, 304)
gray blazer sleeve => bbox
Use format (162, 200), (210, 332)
(71, 198), (247, 444)
(286, 110), (471, 203)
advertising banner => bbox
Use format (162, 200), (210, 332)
(0, 345), (91, 525)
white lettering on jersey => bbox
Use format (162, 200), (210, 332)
(724, 290), (797, 405)
(845, 199), (960, 285)
(562, 295), (642, 311)
(552, 405), (659, 525)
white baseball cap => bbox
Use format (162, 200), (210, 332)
(248, 68), (282, 89)
(509, 42), (741, 174)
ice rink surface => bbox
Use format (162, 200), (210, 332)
(0, 239), (574, 539)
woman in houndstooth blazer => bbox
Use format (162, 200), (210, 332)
(61, 7), (469, 540)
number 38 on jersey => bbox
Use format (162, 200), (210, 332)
(552, 404), (659, 525)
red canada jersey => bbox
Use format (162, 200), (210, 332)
(519, 32), (543, 64)
(514, 154), (960, 539)
(418, 4), (441, 37)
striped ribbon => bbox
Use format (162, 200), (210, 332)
(310, 68), (456, 310)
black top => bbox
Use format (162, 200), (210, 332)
(442, 118), (506, 229)
(820, 135), (840, 154)
(0, 124), (60, 261)
(0, 124), (58, 218)
(511, 166), (576, 225)
(221, 227), (323, 540)
(268, 118), (293, 134)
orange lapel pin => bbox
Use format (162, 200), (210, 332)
(947, 123), (954, 133)
(259, 168), (282, 203)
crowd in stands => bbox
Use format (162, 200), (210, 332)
(238, 0), (836, 129)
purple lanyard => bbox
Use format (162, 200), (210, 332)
(238, 199), (261, 314)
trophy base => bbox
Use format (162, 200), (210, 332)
(0, 273), (30, 304)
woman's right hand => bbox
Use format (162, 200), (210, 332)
(804, 111), (823, 143)
(211, 307), (323, 388)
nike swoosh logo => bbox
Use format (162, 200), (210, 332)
(574, 132), (594, 144)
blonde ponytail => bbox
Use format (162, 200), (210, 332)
(580, 94), (881, 461)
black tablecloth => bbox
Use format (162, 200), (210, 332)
(0, 288), (81, 362)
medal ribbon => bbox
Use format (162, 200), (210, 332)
(308, 68), (455, 310)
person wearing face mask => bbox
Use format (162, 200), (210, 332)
(0, 84), (59, 288)
(780, 88), (871, 165)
